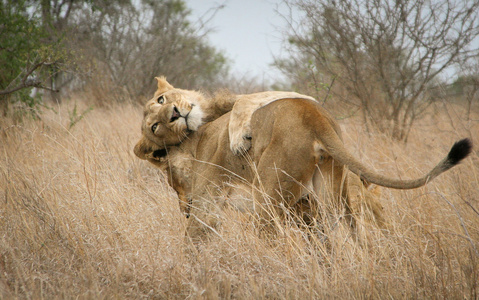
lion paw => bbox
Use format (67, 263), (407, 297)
(230, 134), (252, 155)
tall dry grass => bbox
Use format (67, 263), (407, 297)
(1, 97), (478, 299)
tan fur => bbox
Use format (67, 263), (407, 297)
(228, 91), (316, 154)
(135, 97), (352, 238)
(134, 78), (469, 239)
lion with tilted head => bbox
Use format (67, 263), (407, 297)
(134, 77), (472, 239)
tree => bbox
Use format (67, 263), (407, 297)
(1, 0), (230, 113)
(277, 0), (479, 141)
(71, 0), (229, 103)
(0, 0), (92, 114)
(0, 1), (48, 112)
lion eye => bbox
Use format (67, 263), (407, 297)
(151, 122), (159, 133)
(158, 95), (165, 104)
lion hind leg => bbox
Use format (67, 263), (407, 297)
(251, 146), (317, 232)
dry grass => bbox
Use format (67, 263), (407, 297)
(1, 97), (478, 299)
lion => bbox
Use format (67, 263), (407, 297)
(139, 76), (316, 155)
(134, 78), (472, 238)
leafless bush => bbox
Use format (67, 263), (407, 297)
(70, 0), (229, 103)
(277, 0), (479, 141)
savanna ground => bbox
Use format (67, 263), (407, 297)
(1, 94), (478, 299)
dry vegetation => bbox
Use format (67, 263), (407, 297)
(1, 96), (478, 299)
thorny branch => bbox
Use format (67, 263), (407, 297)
(0, 61), (59, 96)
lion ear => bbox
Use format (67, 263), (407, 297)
(155, 76), (174, 94)
(134, 137), (153, 160)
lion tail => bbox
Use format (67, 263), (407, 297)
(320, 137), (472, 190)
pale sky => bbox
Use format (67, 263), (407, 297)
(184, 1), (478, 84)
(185, 0), (292, 82)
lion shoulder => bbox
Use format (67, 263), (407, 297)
(196, 89), (238, 123)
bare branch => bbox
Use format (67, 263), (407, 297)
(277, 0), (479, 140)
(0, 60), (59, 96)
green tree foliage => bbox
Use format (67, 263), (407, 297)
(0, 0), (88, 115)
(0, 0), (47, 112)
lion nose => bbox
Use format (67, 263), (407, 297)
(170, 106), (180, 122)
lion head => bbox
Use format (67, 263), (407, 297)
(133, 77), (205, 162)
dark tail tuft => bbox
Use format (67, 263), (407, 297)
(447, 138), (473, 166)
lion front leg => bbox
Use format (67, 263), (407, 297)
(184, 183), (230, 242)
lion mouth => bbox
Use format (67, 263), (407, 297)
(166, 102), (200, 133)
(152, 148), (168, 159)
